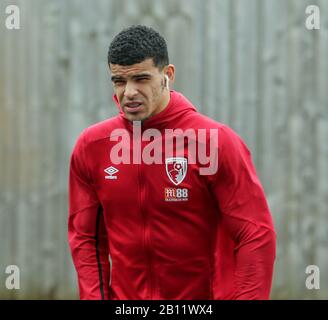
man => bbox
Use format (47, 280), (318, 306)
(68, 25), (276, 300)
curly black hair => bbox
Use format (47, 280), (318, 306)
(108, 25), (169, 70)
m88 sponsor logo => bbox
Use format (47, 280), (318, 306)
(164, 188), (189, 202)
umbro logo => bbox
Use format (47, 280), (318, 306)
(104, 166), (119, 180)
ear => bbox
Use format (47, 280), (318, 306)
(165, 64), (175, 82)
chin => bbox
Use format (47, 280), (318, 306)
(125, 114), (147, 122)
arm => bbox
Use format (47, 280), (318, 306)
(212, 125), (276, 300)
(68, 130), (110, 300)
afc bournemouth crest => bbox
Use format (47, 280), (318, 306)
(165, 157), (188, 186)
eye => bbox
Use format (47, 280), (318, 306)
(113, 80), (126, 86)
(135, 77), (149, 82)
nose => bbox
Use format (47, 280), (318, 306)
(123, 81), (138, 99)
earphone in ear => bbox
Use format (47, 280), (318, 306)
(165, 75), (169, 89)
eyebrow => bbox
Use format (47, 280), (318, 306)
(111, 73), (152, 82)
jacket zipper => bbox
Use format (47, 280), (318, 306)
(138, 146), (153, 299)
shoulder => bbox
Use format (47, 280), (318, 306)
(184, 112), (244, 144)
(183, 111), (226, 131)
(72, 115), (123, 153)
(81, 115), (123, 143)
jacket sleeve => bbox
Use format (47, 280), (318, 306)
(68, 130), (111, 300)
(211, 125), (276, 300)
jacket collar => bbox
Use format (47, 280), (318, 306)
(112, 90), (197, 132)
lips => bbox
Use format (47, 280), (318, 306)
(124, 101), (143, 113)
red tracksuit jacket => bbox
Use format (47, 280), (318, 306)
(68, 90), (276, 300)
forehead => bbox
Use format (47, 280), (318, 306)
(110, 58), (159, 76)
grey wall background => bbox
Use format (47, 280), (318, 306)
(0, 0), (327, 299)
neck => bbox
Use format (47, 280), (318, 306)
(155, 89), (171, 116)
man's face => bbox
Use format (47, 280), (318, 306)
(110, 58), (168, 122)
